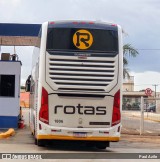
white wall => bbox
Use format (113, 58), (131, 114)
(0, 61), (21, 116)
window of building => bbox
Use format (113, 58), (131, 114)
(0, 75), (15, 97)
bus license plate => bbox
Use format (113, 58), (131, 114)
(73, 132), (87, 138)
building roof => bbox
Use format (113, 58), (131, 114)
(0, 23), (41, 46)
(123, 91), (149, 97)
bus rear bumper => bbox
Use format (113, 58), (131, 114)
(36, 123), (121, 142)
(37, 134), (120, 141)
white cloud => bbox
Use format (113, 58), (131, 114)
(0, 0), (21, 5)
(130, 71), (160, 92)
(0, 0), (160, 86)
(1, 46), (33, 86)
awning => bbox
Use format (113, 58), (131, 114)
(0, 23), (41, 46)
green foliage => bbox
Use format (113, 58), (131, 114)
(123, 44), (139, 78)
(21, 86), (25, 89)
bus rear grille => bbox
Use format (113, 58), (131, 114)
(48, 57), (116, 91)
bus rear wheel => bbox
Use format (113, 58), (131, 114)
(37, 139), (46, 147)
(95, 142), (109, 149)
(35, 138), (45, 147)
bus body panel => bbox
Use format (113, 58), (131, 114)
(48, 94), (113, 128)
(29, 21), (123, 145)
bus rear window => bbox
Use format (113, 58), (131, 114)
(46, 28), (118, 53)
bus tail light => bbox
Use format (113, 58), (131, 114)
(111, 24), (117, 26)
(39, 87), (49, 124)
(112, 90), (121, 126)
(49, 21), (55, 24)
(89, 22), (94, 24)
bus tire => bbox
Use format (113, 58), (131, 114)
(86, 143), (95, 148)
(96, 142), (109, 149)
(37, 139), (45, 147)
(34, 138), (37, 145)
(34, 130), (37, 145)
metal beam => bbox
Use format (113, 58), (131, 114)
(0, 23), (41, 46)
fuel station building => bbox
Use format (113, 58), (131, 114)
(0, 23), (41, 128)
(0, 54), (21, 128)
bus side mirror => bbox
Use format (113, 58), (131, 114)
(25, 75), (31, 92)
(25, 82), (31, 92)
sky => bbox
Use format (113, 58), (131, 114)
(0, 0), (160, 91)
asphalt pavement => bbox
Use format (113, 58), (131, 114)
(0, 108), (160, 162)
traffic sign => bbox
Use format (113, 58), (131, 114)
(145, 88), (152, 96)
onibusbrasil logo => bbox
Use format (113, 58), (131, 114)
(73, 29), (93, 50)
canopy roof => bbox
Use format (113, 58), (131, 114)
(0, 23), (41, 46)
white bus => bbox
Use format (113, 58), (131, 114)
(27, 21), (123, 149)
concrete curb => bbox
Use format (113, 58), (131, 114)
(131, 114), (160, 122)
(123, 111), (160, 123)
(0, 128), (15, 139)
(144, 117), (160, 123)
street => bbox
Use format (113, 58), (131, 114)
(0, 109), (160, 162)
(122, 111), (160, 135)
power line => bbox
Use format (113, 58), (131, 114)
(134, 84), (160, 86)
(124, 47), (160, 50)
(136, 49), (160, 51)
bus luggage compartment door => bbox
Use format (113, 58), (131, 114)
(48, 94), (113, 128)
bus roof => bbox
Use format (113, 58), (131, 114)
(48, 21), (118, 30)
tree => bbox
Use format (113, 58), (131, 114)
(123, 44), (139, 78)
(20, 86), (25, 89)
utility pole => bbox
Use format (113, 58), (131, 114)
(152, 84), (158, 98)
(152, 84), (158, 112)
(14, 46), (16, 54)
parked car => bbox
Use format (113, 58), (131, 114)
(144, 105), (156, 112)
(132, 103), (140, 110)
